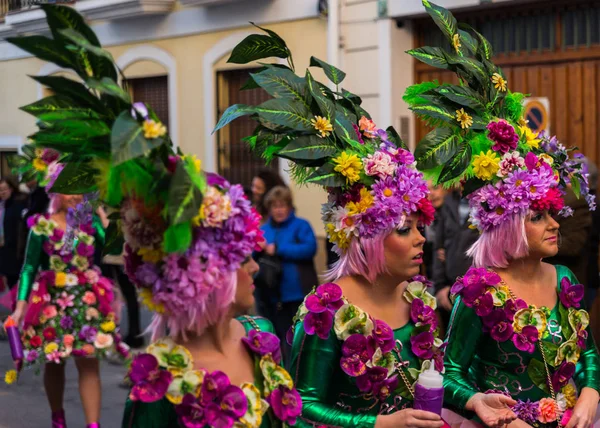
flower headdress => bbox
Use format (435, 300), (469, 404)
(8, 147), (61, 188)
(8, 6), (263, 336)
(213, 26), (432, 254)
(404, 1), (595, 231)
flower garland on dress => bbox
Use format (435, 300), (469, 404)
(20, 214), (128, 368)
(452, 267), (588, 426)
(127, 331), (301, 428)
(290, 277), (445, 403)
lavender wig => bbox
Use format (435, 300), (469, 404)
(467, 212), (529, 268)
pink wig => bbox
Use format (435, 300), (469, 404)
(467, 213), (529, 268)
(149, 271), (237, 342)
(324, 230), (390, 283)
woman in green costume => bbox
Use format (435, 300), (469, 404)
(404, 2), (600, 427)
(213, 23), (447, 428)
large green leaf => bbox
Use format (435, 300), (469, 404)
(21, 95), (100, 122)
(30, 131), (108, 155)
(446, 55), (488, 87)
(458, 29), (478, 56)
(103, 221), (125, 257)
(6, 35), (73, 70)
(278, 135), (336, 161)
(334, 115), (359, 144)
(305, 70), (335, 121)
(309, 56), (346, 85)
(462, 177), (486, 196)
(212, 104), (255, 133)
(472, 28), (493, 60)
(52, 118), (110, 139)
(422, 0), (457, 41)
(526, 359), (550, 393)
(437, 142), (472, 183)
(86, 77), (131, 104)
(42, 4), (100, 47)
(406, 46), (448, 70)
(31, 75), (107, 113)
(415, 128), (459, 170)
(410, 104), (456, 125)
(228, 34), (288, 64)
(49, 161), (98, 194)
(341, 89), (362, 106)
(254, 99), (312, 131)
(59, 28), (114, 62)
(163, 222), (192, 254)
(335, 104), (357, 125)
(306, 163), (345, 187)
(435, 85), (485, 110)
(111, 111), (163, 165)
(167, 161), (203, 225)
(386, 126), (409, 151)
(250, 67), (309, 107)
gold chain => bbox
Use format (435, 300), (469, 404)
(392, 341), (415, 399)
(243, 315), (262, 332)
(503, 282), (563, 428)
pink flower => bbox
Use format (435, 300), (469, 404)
(364, 151), (396, 178)
(46, 350), (62, 364)
(410, 298), (437, 332)
(417, 198), (435, 226)
(305, 283), (344, 314)
(559, 277), (584, 309)
(561, 409), (573, 426)
(129, 353), (172, 403)
(368, 320), (396, 354)
(304, 311), (334, 340)
(531, 187), (564, 213)
(82, 291), (97, 305)
(42, 305), (58, 319)
(268, 386), (302, 425)
(410, 331), (435, 360)
(537, 398), (558, 423)
(487, 120), (519, 154)
(84, 269), (99, 285)
(497, 152), (525, 178)
(56, 292), (75, 311)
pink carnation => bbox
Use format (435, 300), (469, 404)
(364, 151), (395, 178)
(497, 152), (525, 178)
(487, 120), (519, 154)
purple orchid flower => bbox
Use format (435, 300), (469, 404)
(559, 277), (584, 309)
(205, 173), (229, 189)
(411, 275), (433, 288)
(410, 331), (435, 360)
(577, 328), (588, 349)
(76, 242), (95, 258)
(372, 375), (399, 401)
(450, 277), (466, 295)
(368, 320), (396, 354)
(551, 362), (576, 391)
(268, 386), (302, 425)
(356, 366), (388, 393)
(241, 330), (281, 364)
(200, 371), (230, 404)
(304, 310), (334, 340)
(432, 343), (447, 373)
(340, 334), (372, 377)
(410, 299), (438, 332)
(204, 385), (248, 428)
(176, 394), (206, 428)
(512, 325), (538, 353)
(305, 283), (344, 314)
(352, 123), (365, 144)
(128, 353), (173, 403)
(482, 309), (514, 342)
(505, 298), (528, 321)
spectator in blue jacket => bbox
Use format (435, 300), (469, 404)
(255, 186), (318, 357)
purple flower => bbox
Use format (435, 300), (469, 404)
(487, 120), (519, 154)
(135, 263), (159, 286)
(372, 375), (399, 401)
(304, 311), (334, 340)
(351, 124), (365, 144)
(512, 325), (538, 353)
(577, 328), (588, 349)
(368, 320), (396, 354)
(76, 242), (94, 257)
(432, 343), (447, 373)
(483, 309), (514, 342)
(131, 102), (149, 120)
(410, 331), (436, 360)
(505, 298), (528, 321)
(340, 334), (371, 377)
(200, 371), (230, 404)
(305, 283), (344, 314)
(59, 316), (73, 330)
(551, 362), (575, 391)
(204, 385), (248, 427)
(242, 330), (281, 364)
(410, 298), (438, 332)
(268, 386), (302, 425)
(176, 394), (206, 428)
(286, 327), (295, 346)
(79, 326), (97, 343)
(205, 173), (228, 189)
(512, 399), (540, 425)
(411, 275), (433, 288)
(128, 353), (172, 403)
(559, 277), (584, 309)
(356, 366), (388, 393)
(26, 350), (39, 362)
(525, 152), (539, 171)
(72, 349), (87, 357)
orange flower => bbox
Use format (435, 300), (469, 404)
(538, 398), (559, 423)
(63, 334), (75, 347)
(358, 116), (376, 137)
(82, 291), (97, 305)
(82, 344), (95, 355)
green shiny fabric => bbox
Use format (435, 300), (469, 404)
(121, 316), (279, 428)
(444, 265), (600, 411)
(289, 319), (420, 428)
(17, 216), (106, 302)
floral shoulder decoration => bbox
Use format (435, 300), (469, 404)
(127, 331), (301, 428)
(452, 267), (588, 426)
(289, 276), (445, 402)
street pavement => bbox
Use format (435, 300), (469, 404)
(0, 301), (151, 428)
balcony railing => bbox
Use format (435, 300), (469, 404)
(0, 0), (76, 22)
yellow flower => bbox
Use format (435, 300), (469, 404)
(326, 223), (350, 250)
(491, 73), (507, 92)
(100, 320), (116, 333)
(137, 247), (164, 264)
(32, 158), (47, 172)
(139, 288), (165, 314)
(44, 343), (58, 354)
(518, 117), (528, 127)
(346, 188), (374, 216)
(456, 108), (473, 129)
(452, 33), (461, 53)
(333, 152), (362, 185)
(472, 150), (500, 180)
(4, 370), (17, 385)
(54, 272), (67, 288)
(520, 126), (541, 149)
(561, 384), (577, 408)
(143, 119), (167, 139)
(311, 115), (333, 138)
(182, 154), (202, 173)
(539, 153), (554, 165)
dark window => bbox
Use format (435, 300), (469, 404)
(125, 75), (169, 129)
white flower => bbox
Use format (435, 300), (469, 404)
(50, 255), (67, 272)
(403, 281), (437, 309)
(239, 383), (269, 428)
(497, 152), (525, 178)
(364, 151), (396, 178)
(366, 348), (396, 376)
(556, 393), (567, 412)
(334, 304), (374, 340)
(78, 233), (94, 246)
(65, 274), (78, 287)
(94, 332), (114, 349)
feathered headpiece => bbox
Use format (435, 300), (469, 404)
(404, 0), (595, 231)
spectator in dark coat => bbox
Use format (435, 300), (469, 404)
(251, 169), (286, 223)
(0, 176), (28, 288)
(23, 179), (50, 221)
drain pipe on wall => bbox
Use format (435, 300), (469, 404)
(327, 0), (339, 77)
